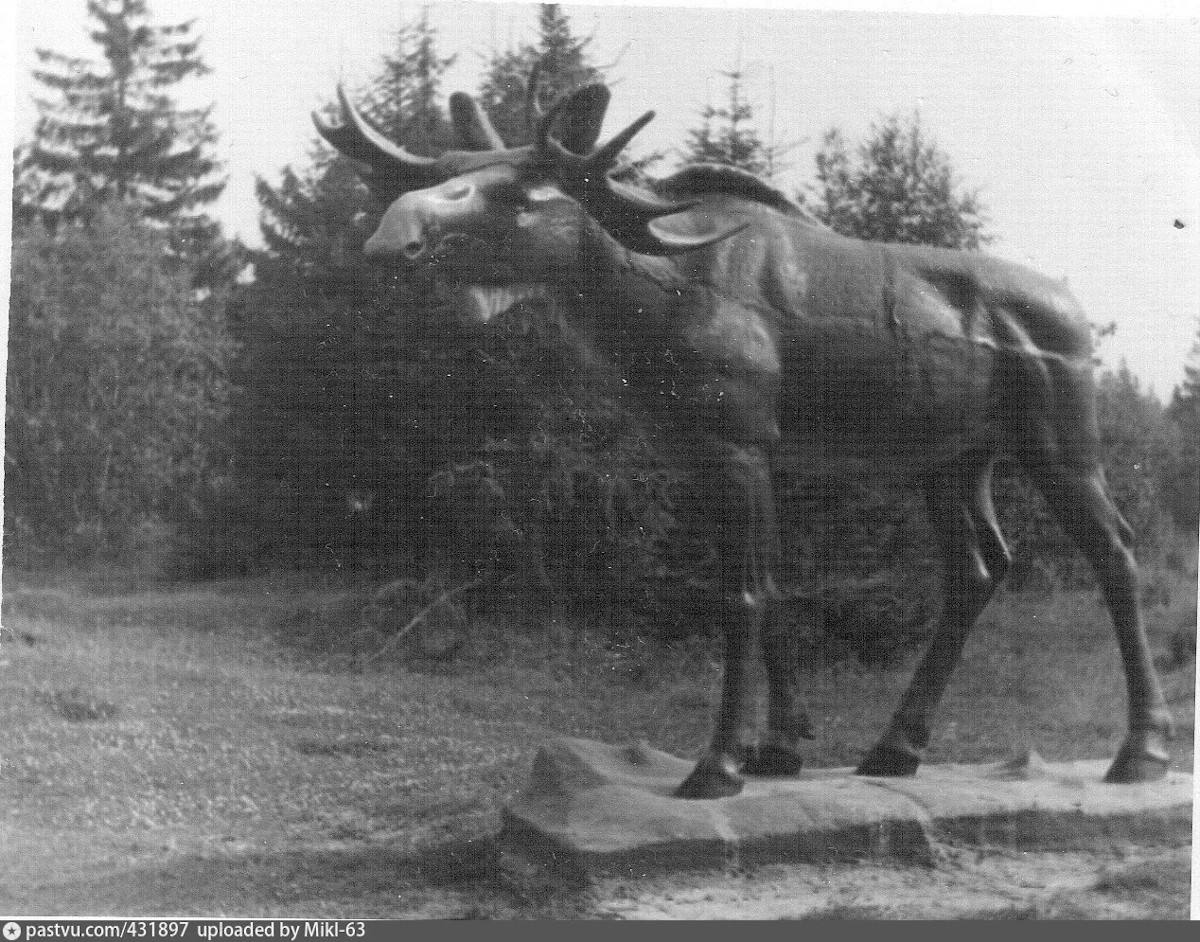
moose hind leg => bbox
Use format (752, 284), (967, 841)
(1028, 463), (1173, 782)
(859, 459), (1010, 776)
(676, 442), (783, 798)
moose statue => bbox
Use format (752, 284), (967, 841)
(315, 72), (1173, 799)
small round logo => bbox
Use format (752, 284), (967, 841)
(3, 922), (22, 941)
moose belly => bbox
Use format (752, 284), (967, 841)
(776, 321), (1003, 476)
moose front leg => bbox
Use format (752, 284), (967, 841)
(675, 441), (796, 799)
(674, 594), (761, 799)
(744, 612), (813, 776)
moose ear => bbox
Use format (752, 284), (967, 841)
(553, 83), (610, 155)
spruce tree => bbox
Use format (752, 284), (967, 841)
(1166, 327), (1200, 528)
(14, 0), (225, 246)
(356, 11), (457, 156)
(1171, 329), (1200, 420)
(477, 4), (601, 147)
(682, 69), (786, 181)
(256, 12), (457, 275)
(236, 11), (466, 570)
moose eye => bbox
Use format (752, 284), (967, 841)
(515, 183), (565, 227)
(525, 184), (561, 204)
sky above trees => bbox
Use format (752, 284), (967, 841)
(5, 0), (1199, 396)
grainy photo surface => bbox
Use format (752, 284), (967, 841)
(2, 0), (1197, 921)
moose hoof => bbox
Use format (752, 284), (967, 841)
(675, 753), (745, 799)
(1104, 737), (1171, 783)
(856, 743), (921, 777)
(742, 743), (804, 777)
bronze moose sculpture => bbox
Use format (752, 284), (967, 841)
(316, 73), (1173, 799)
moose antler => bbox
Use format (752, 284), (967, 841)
(535, 86), (743, 255)
(525, 62), (546, 134)
(449, 92), (506, 151)
(313, 86), (462, 201)
(525, 62), (606, 156)
(317, 75), (743, 255)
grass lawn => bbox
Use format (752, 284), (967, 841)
(0, 564), (1193, 917)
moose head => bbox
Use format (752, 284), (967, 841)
(314, 70), (737, 321)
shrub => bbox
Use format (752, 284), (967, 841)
(4, 208), (235, 566)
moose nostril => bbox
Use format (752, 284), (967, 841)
(403, 241), (425, 259)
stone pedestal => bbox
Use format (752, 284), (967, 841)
(499, 737), (1194, 878)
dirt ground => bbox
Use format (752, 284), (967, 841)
(2, 821), (1191, 919)
(580, 845), (1194, 920)
(0, 576), (1193, 919)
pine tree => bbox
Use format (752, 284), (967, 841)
(804, 113), (990, 249)
(14, 0), (225, 245)
(477, 4), (601, 147)
(682, 69), (786, 180)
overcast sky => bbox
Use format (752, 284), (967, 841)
(4, 0), (1199, 395)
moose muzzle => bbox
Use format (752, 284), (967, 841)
(364, 180), (487, 262)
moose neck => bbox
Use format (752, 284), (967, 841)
(550, 215), (685, 351)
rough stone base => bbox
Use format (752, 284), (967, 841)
(499, 737), (1194, 878)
